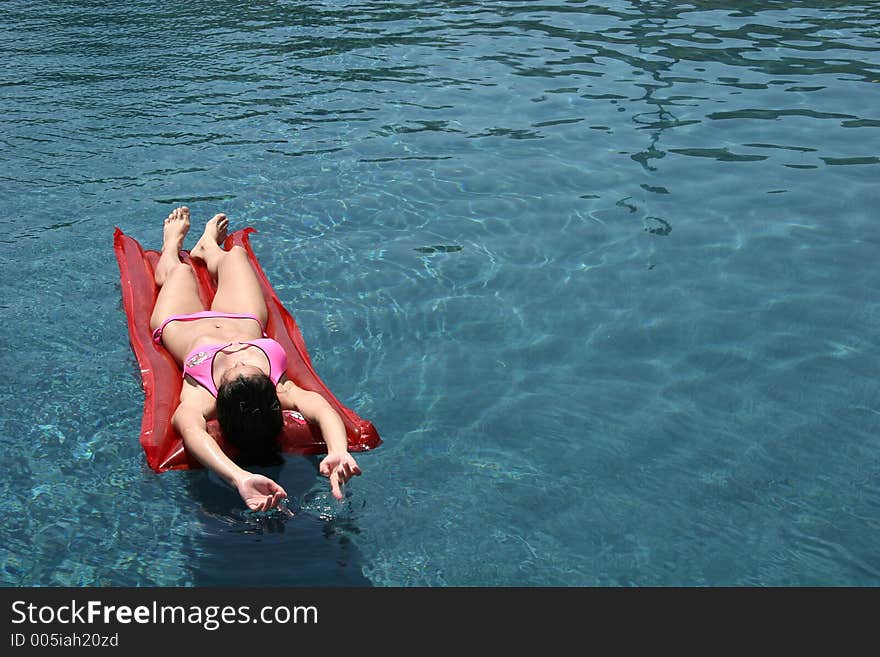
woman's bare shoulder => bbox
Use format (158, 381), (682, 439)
(178, 378), (216, 419)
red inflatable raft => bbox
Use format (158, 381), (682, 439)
(114, 226), (381, 472)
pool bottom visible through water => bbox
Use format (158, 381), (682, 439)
(1, 1), (879, 587)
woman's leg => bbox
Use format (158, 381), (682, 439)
(191, 214), (268, 325)
(150, 207), (205, 332)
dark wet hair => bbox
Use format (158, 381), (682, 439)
(216, 373), (283, 466)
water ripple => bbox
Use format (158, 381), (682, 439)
(2, 0), (879, 585)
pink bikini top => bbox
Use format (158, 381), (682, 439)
(183, 338), (288, 397)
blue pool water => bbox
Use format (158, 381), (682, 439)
(1, 1), (878, 586)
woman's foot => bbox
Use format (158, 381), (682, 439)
(191, 213), (229, 258)
(162, 206), (190, 252)
(154, 207), (191, 286)
(191, 213), (230, 274)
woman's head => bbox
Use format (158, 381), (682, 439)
(216, 373), (283, 466)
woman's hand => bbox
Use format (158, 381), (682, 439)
(235, 473), (287, 511)
(319, 452), (362, 500)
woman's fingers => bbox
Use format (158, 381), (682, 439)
(329, 468), (343, 500)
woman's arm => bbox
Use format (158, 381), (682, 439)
(172, 398), (287, 511)
(276, 381), (362, 499)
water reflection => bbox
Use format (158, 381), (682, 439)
(184, 456), (371, 586)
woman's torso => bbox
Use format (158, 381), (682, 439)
(161, 316), (265, 365)
(158, 314), (288, 399)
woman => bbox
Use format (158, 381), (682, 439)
(149, 206), (361, 511)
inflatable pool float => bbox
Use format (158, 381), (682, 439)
(113, 226), (381, 472)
